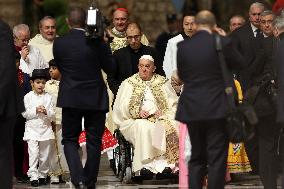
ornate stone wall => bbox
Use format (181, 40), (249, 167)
(0, 0), (22, 27)
(71, 0), (176, 43)
(0, 0), (176, 43)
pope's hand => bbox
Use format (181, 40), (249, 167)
(139, 110), (150, 119)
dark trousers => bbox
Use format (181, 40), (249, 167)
(13, 115), (25, 177)
(187, 119), (229, 189)
(0, 116), (16, 189)
(62, 108), (105, 188)
(257, 115), (280, 189)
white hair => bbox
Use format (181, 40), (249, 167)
(13, 24), (30, 37)
(139, 55), (154, 63)
(249, 2), (265, 12)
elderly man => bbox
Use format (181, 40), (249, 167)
(13, 24), (48, 76)
(29, 16), (56, 63)
(247, 10), (280, 189)
(231, 2), (265, 90)
(113, 55), (179, 178)
(163, 12), (197, 79)
(13, 23), (48, 183)
(230, 2), (265, 174)
(29, 15), (68, 185)
(108, 8), (148, 53)
(229, 15), (245, 32)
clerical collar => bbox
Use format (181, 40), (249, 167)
(111, 27), (126, 38)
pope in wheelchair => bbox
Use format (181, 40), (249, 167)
(112, 55), (179, 177)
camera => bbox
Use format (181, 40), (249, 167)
(86, 1), (111, 40)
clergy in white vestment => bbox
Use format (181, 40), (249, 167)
(29, 16), (57, 63)
(112, 55), (179, 175)
(163, 14), (197, 79)
(13, 24), (48, 76)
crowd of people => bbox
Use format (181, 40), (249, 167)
(1, 1), (284, 189)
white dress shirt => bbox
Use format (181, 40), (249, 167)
(22, 91), (55, 141)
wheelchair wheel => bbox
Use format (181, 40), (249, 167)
(124, 166), (132, 183)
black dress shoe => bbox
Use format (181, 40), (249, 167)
(162, 167), (172, 174)
(59, 175), (66, 184)
(38, 178), (47, 185)
(30, 180), (39, 187)
(140, 168), (154, 179)
(156, 167), (174, 179)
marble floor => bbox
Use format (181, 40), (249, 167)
(13, 155), (281, 189)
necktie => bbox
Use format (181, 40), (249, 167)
(255, 29), (263, 39)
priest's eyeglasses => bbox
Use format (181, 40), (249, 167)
(126, 35), (141, 40)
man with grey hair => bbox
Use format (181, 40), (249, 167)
(176, 10), (246, 188)
(13, 24), (48, 75)
(229, 15), (245, 32)
(230, 2), (266, 175)
(250, 9), (280, 189)
(29, 16), (57, 63)
(273, 15), (284, 188)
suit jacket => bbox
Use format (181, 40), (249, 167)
(275, 33), (284, 123)
(251, 36), (278, 116)
(108, 44), (165, 96)
(175, 31), (246, 123)
(230, 23), (265, 90)
(53, 29), (115, 110)
(0, 20), (24, 117)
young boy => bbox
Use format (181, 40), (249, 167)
(44, 59), (69, 184)
(22, 69), (55, 187)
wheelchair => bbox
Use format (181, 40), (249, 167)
(113, 128), (134, 183)
(112, 128), (179, 184)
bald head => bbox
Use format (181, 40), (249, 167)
(195, 10), (216, 29)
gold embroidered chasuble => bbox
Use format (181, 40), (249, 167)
(112, 73), (179, 172)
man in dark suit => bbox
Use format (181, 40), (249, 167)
(53, 7), (114, 189)
(0, 19), (24, 189)
(230, 2), (265, 174)
(231, 2), (265, 90)
(108, 22), (165, 96)
(273, 15), (284, 188)
(175, 11), (246, 188)
(250, 10), (280, 189)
